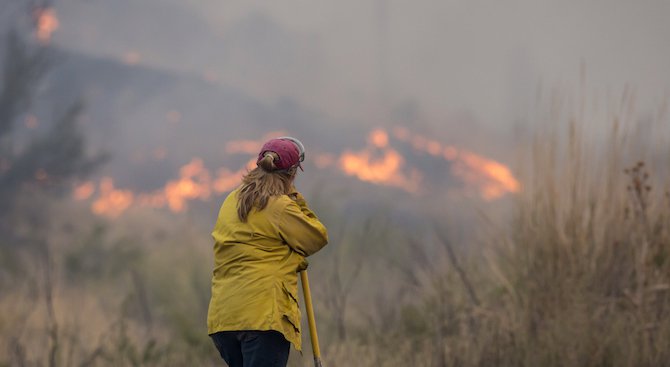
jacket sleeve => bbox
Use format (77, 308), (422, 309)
(277, 194), (328, 257)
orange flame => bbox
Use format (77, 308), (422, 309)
(73, 181), (95, 200)
(33, 8), (59, 44)
(212, 159), (255, 193)
(91, 178), (134, 218)
(455, 152), (520, 200)
(339, 129), (422, 193)
(136, 158), (217, 212)
(391, 126), (520, 199)
(369, 129), (389, 148)
(163, 158), (212, 211)
(75, 128), (520, 218)
(76, 132), (287, 217)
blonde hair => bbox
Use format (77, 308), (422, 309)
(237, 153), (296, 222)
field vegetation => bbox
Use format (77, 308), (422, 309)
(1, 30), (669, 367)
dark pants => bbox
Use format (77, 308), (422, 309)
(210, 330), (290, 367)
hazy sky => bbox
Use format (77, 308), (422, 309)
(50, 0), (670, 132)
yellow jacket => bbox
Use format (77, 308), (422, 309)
(207, 188), (328, 350)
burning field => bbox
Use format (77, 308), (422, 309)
(74, 127), (519, 218)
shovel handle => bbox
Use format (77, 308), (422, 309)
(300, 270), (323, 367)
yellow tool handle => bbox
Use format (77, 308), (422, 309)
(300, 270), (323, 367)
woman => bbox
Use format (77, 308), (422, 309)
(207, 137), (329, 367)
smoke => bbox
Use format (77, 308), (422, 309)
(3, 0), (668, 219)
(51, 0), (670, 128)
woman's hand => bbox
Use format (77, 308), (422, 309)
(297, 258), (309, 272)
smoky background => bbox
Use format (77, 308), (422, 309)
(1, 1), (669, 366)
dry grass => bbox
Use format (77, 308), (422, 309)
(0, 208), (218, 367)
(311, 91), (670, 367)
(1, 91), (668, 366)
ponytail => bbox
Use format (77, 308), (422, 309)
(257, 152), (278, 172)
(237, 152), (293, 222)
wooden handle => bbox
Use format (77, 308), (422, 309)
(300, 270), (323, 366)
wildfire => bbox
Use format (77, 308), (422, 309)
(339, 129), (422, 193)
(78, 133), (285, 218)
(33, 7), (59, 44)
(391, 127), (520, 200)
(164, 158), (212, 211)
(91, 178), (134, 218)
(73, 181), (95, 200)
(369, 129), (389, 147)
(454, 152), (520, 200)
(75, 128), (521, 218)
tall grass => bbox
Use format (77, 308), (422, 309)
(315, 91), (670, 367)
(483, 94), (670, 367)
(0, 210), (218, 367)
